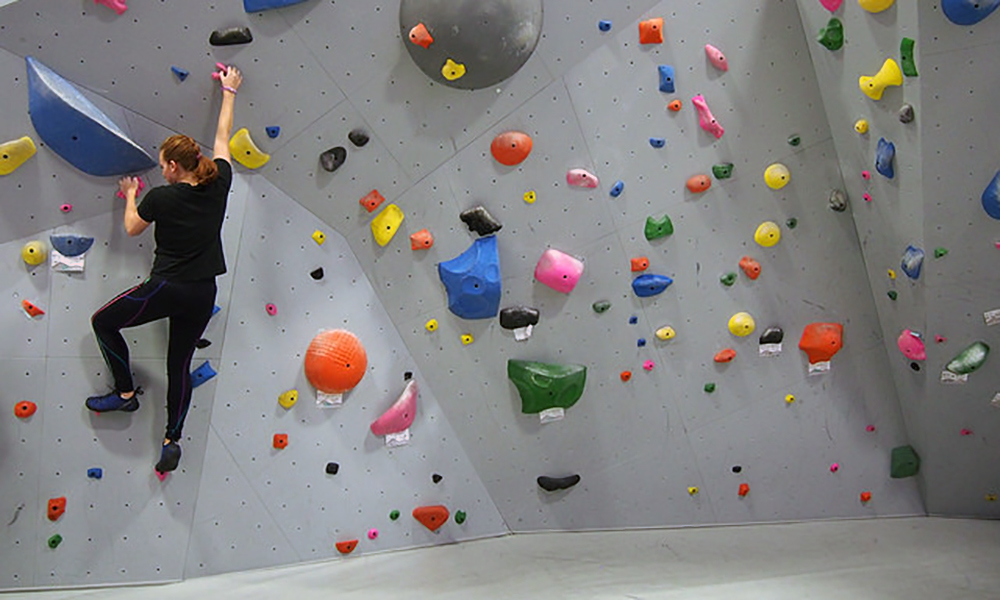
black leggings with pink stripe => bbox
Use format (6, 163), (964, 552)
(91, 276), (216, 442)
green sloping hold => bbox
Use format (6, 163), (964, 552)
(712, 163), (734, 179)
(818, 18), (844, 51)
(945, 341), (989, 375)
(890, 445), (920, 479)
(644, 215), (674, 240)
(900, 37), (918, 77)
(508, 359), (587, 414)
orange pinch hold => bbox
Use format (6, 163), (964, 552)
(738, 483), (750, 497)
(273, 433), (288, 449)
(639, 17), (664, 44)
(860, 491), (873, 503)
(14, 400), (37, 419)
(335, 539), (358, 555)
(408, 22), (434, 49)
(714, 348), (736, 363)
(413, 505), (450, 532)
(410, 229), (434, 250)
(490, 131), (533, 166)
(359, 189), (386, 213)
(686, 174), (711, 193)
(630, 256), (649, 272)
(21, 299), (45, 317)
(620, 371), (632, 382)
(739, 256), (761, 280)
(667, 99), (683, 112)
(47, 497), (66, 521)
(798, 322), (844, 364)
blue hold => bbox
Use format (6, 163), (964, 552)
(190, 361), (217, 388)
(170, 66), (189, 81)
(649, 137), (666, 148)
(438, 235), (501, 320)
(900, 245), (925, 280)
(628, 315), (638, 325)
(87, 468), (103, 480)
(49, 234), (95, 257)
(632, 274), (673, 297)
(941, 0), (1000, 25)
(265, 126), (281, 139)
(598, 19), (612, 32)
(981, 169), (1000, 220)
(26, 57), (156, 177)
(244, 0), (310, 12)
(876, 137), (895, 179)
(610, 180), (625, 198)
(212, 305), (221, 316)
(658, 65), (676, 94)
(637, 338), (647, 347)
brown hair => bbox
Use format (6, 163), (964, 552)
(160, 134), (218, 186)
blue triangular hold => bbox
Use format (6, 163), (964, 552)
(190, 361), (217, 388)
(265, 126), (280, 139)
(170, 66), (189, 81)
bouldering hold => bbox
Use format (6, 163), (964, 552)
(934, 247), (948, 259)
(887, 290), (898, 300)
(637, 338), (647, 347)
(454, 511), (467, 524)
(341, 130), (367, 151)
(862, 170), (872, 181)
(278, 389), (298, 409)
(692, 94), (724, 139)
(265, 126), (280, 139)
(788, 134), (802, 147)
(14, 401), (37, 419)
(686, 174), (711, 193)
(21, 300), (45, 318)
(190, 361), (217, 388)
(48, 497), (66, 521)
(876, 138), (895, 179)
(60, 204), (73, 213)
(898, 330), (926, 361)
(441, 59), (466, 81)
(688, 486), (700, 495)
(645, 214), (674, 240)
(981, 170), (1000, 220)
(945, 341), (989, 375)
(630, 257), (649, 272)
(535, 248), (584, 294)
(961, 428), (974, 436)
(658, 65), (675, 93)
(0, 136), (37, 175)
(656, 326), (676, 340)
(643, 360), (655, 371)
(720, 272), (737, 287)
(764, 163), (791, 190)
(942, 0), (1000, 25)
(368, 528), (379, 539)
(410, 229), (434, 250)
(704, 382), (717, 394)
(537, 474), (581, 492)
(632, 274), (673, 297)
(860, 491), (873, 503)
(900, 245), (924, 279)
(754, 221), (781, 248)
(229, 128), (270, 169)
(94, 0), (128, 15)
(265, 303), (277, 316)
(48, 534), (63, 549)
(460, 206), (503, 236)
(818, 18), (844, 51)
(210, 27), (253, 46)
(326, 462), (340, 475)
(859, 59), (902, 100)
(898, 103), (915, 123)
(370, 379), (418, 437)
(867, 425), (877, 432)
(598, 20), (612, 31)
(609, 180), (625, 198)
(890, 445), (920, 478)
(408, 22), (434, 48)
(566, 168), (599, 188)
(639, 17), (664, 44)
(491, 131), (533, 166)
(713, 163), (733, 179)
(319, 146), (347, 172)
(739, 483), (750, 497)
(829, 189), (848, 212)
(115, 176), (145, 200)
(705, 44), (728, 71)
(593, 300), (611, 313)
(863, 192), (873, 202)
(439, 236), (501, 318)
(500, 306), (540, 330)
(87, 468), (103, 479)
(312, 230), (326, 245)
(799, 323), (844, 366)
(413, 505), (450, 532)
(195, 339), (211, 349)
(304, 330), (367, 402)
(668, 99), (683, 112)
(739, 256), (761, 280)
(786, 217), (798, 229)
(424, 319), (438, 332)
(935, 335), (947, 344)
(461, 334), (474, 345)
(855, 119), (869, 134)
(786, 394), (796, 404)
(272, 433), (288, 449)
(310, 267), (324, 280)
(335, 540), (358, 555)
(728, 312), (756, 337)
(620, 371), (632, 382)
(714, 348), (736, 363)
(649, 137), (666, 148)
(859, 0), (895, 12)
(830, 463), (840, 473)
(371, 204), (404, 247)
(628, 316), (638, 325)
(508, 360), (587, 414)
(760, 327), (783, 348)
(389, 510), (400, 520)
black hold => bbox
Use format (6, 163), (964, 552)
(537, 474), (581, 492)
(209, 26), (253, 46)
(348, 128), (370, 147)
(319, 146), (347, 172)
(460, 206), (502, 236)
(432, 473), (443, 484)
(910, 361), (921, 372)
(499, 306), (540, 330)
(325, 462), (340, 475)
(404, 371), (413, 380)
(310, 267), (324, 280)
(759, 327), (784, 345)
(195, 339), (212, 349)
(732, 466), (743, 473)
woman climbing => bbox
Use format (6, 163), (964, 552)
(86, 65), (243, 474)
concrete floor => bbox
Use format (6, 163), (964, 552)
(16, 517), (1000, 600)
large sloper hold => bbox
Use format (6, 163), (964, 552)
(460, 206), (502, 236)
(209, 26), (253, 46)
(230, 128), (271, 169)
(370, 378), (418, 437)
(243, 0), (310, 11)
(798, 322), (844, 364)
(25, 57), (155, 176)
(537, 474), (581, 492)
(534, 248), (584, 294)
(631, 274), (673, 297)
(438, 235), (501, 319)
(413, 505), (449, 532)
(507, 359), (587, 414)
(982, 169), (1000, 220)
(945, 341), (990, 375)
(890, 445), (920, 479)
(941, 0), (1000, 25)
(49, 234), (95, 257)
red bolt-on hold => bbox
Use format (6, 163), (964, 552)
(738, 483), (750, 497)
(273, 433), (288, 449)
(866, 425), (876, 432)
(630, 256), (649, 272)
(860, 491), (873, 503)
(14, 400), (37, 419)
(48, 497), (67, 521)
(638, 17), (664, 44)
(620, 371), (632, 382)
(960, 428), (974, 436)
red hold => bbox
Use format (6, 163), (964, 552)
(738, 483), (750, 497)
(798, 322), (844, 364)
(94, 0), (128, 15)
(408, 23), (434, 49)
(410, 229), (434, 250)
(21, 300), (45, 318)
(48, 497), (66, 521)
(739, 256), (761, 280)
(714, 348), (736, 363)
(335, 539), (358, 554)
(630, 256), (649, 272)
(490, 131), (533, 166)
(686, 174), (711, 193)
(359, 189), (386, 213)
(413, 505), (450, 532)
(639, 18), (664, 44)
(273, 433), (288, 449)
(14, 401), (37, 419)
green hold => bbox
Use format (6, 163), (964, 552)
(389, 510), (400, 521)
(817, 18), (844, 51)
(644, 214), (674, 241)
(890, 445), (920, 479)
(787, 134), (801, 147)
(934, 247), (948, 259)
(946, 341), (990, 375)
(712, 163), (734, 179)
(720, 272), (737, 287)
(900, 37), (918, 77)
(454, 510), (467, 524)
(508, 360), (587, 414)
(786, 217), (798, 229)
(887, 290), (898, 301)
(47, 534), (62, 549)
(704, 383), (716, 393)
(592, 300), (611, 314)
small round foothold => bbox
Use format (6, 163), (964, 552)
(649, 137), (666, 148)
(860, 491), (873, 503)
(786, 217), (798, 229)
(720, 272), (737, 287)
(704, 383), (716, 393)
(785, 394), (796, 404)
(620, 371), (632, 382)
(738, 483), (750, 497)
(655, 326), (676, 340)
(367, 528), (379, 540)
(830, 463), (840, 473)
(312, 230), (326, 245)
(609, 180), (625, 197)
(441, 58), (466, 81)
(863, 192), (873, 202)
(898, 103), (915, 124)
(861, 170), (872, 181)
(887, 268), (896, 280)
(389, 510), (400, 520)
(14, 400), (37, 419)
(855, 119), (869, 134)
(21, 241), (47, 266)
(828, 189), (848, 212)
(628, 315), (638, 325)
(265, 126), (281, 139)
(688, 486), (699, 495)
(960, 428), (974, 436)
(598, 19), (612, 32)
(454, 510), (467, 524)
(637, 338), (646, 347)
(265, 303), (277, 316)
(432, 473), (443, 484)
(593, 300), (612, 313)
(667, 99), (683, 112)
(934, 247), (948, 259)
(523, 190), (537, 204)
(48, 534), (63, 549)
(310, 267), (324, 280)
(934, 335), (946, 343)
(866, 425), (876, 432)
(787, 134), (801, 147)
(888, 290), (898, 300)
(642, 360), (655, 371)
(425, 319), (438, 332)
(460, 333), (474, 345)
(325, 462), (340, 475)
(60, 203), (73, 213)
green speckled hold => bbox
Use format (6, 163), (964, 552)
(454, 510), (467, 524)
(644, 214), (674, 241)
(786, 217), (798, 229)
(389, 510), (400, 521)
(817, 17), (844, 51)
(704, 382), (716, 393)
(508, 360), (587, 414)
(900, 38), (918, 77)
(787, 134), (801, 147)
(934, 247), (948, 259)
(890, 445), (920, 479)
(712, 163), (734, 179)
(720, 272), (737, 287)
(946, 341), (990, 375)
(887, 290), (898, 300)
(47, 534), (62, 549)
(592, 300), (611, 313)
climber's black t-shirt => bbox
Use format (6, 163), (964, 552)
(137, 159), (231, 281)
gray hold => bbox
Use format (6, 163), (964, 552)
(828, 189), (848, 213)
(898, 103), (915, 124)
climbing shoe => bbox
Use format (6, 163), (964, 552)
(156, 441), (182, 473)
(85, 391), (139, 413)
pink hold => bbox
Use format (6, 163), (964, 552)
(691, 94), (724, 139)
(566, 168), (599, 188)
(534, 248), (584, 294)
(155, 470), (168, 482)
(866, 425), (876, 433)
(265, 303), (277, 316)
(863, 192), (873, 202)
(960, 428), (973, 436)
(861, 170), (872, 181)
(934, 335), (947, 344)
(995, 241), (1000, 250)
(60, 203), (73, 213)
(94, 0), (128, 15)
(116, 176), (145, 200)
(642, 360), (655, 371)
(367, 528), (379, 540)
(370, 379), (418, 436)
(830, 463), (840, 473)
(705, 44), (729, 71)
(819, 0), (843, 11)
(896, 329), (926, 361)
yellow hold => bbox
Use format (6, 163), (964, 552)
(0, 136), (37, 176)
(754, 221), (781, 248)
(21, 240), (47, 266)
(312, 230), (327, 245)
(523, 190), (537, 204)
(858, 0), (894, 13)
(278, 389), (298, 409)
(859, 59), (902, 101)
(460, 333), (474, 345)
(229, 128), (271, 169)
(442, 58), (466, 81)
(728, 312), (756, 337)
(371, 204), (404, 247)
(655, 326), (676, 341)
(764, 163), (791, 190)
(854, 119), (869, 134)
(425, 319), (438, 332)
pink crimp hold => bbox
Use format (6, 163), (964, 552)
(691, 94), (724, 139)
(116, 176), (145, 200)
(94, 0), (128, 15)
(566, 168), (599, 188)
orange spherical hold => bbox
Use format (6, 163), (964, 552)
(490, 131), (533, 166)
(620, 371), (632, 382)
(304, 329), (367, 394)
(686, 174), (711, 193)
(14, 400), (37, 419)
(667, 99), (683, 112)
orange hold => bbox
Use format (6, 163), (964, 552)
(739, 256), (761, 280)
(620, 371), (632, 382)
(738, 483), (750, 497)
(410, 229), (434, 250)
(686, 174), (711, 193)
(630, 256), (649, 272)
(21, 299), (44, 317)
(413, 505), (450, 532)
(714, 348), (736, 363)
(639, 17), (664, 44)
(335, 539), (358, 554)
(798, 322), (844, 364)
(359, 189), (386, 213)
(408, 22), (434, 49)
(667, 99), (683, 112)
(304, 329), (367, 394)
(273, 433), (288, 449)
(14, 400), (37, 419)
(490, 131), (533, 166)
(47, 497), (66, 521)
(860, 491), (872, 503)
